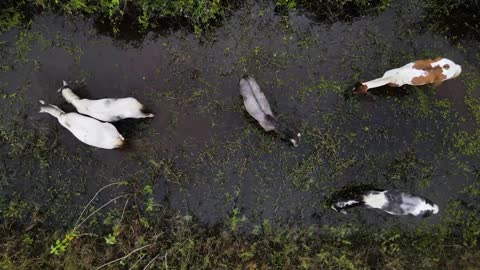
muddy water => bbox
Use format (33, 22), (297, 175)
(0, 1), (479, 231)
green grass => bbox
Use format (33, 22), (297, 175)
(1, 0), (227, 35)
(423, 0), (480, 40)
(453, 72), (480, 156)
(3, 195), (480, 269)
(0, 0), (396, 35)
(0, 0), (34, 33)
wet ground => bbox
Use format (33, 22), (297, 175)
(1, 0), (479, 233)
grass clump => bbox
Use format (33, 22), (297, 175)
(1, 0), (394, 35)
(0, 0), (34, 32)
(4, 194), (480, 269)
(123, 0), (225, 35)
(1, 0), (227, 35)
(424, 0), (480, 40)
(454, 130), (480, 156)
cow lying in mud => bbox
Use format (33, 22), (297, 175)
(331, 189), (439, 217)
(353, 57), (462, 94)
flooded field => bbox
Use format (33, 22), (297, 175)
(1, 0), (480, 268)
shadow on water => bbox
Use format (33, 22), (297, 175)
(363, 85), (412, 99)
(0, 0), (479, 233)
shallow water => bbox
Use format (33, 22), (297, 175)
(0, 0), (479, 232)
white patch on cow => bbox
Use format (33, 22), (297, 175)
(399, 194), (438, 216)
(60, 82), (154, 122)
(290, 138), (298, 147)
(39, 101), (125, 149)
(382, 193), (439, 216)
(430, 58), (462, 80)
(363, 191), (388, 209)
(339, 200), (359, 207)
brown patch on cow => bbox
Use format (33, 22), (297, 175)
(353, 84), (369, 94)
(388, 83), (399, 87)
(413, 60), (433, 70)
(412, 57), (445, 70)
(411, 66), (447, 85)
(443, 64), (450, 70)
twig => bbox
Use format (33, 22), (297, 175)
(119, 195), (132, 224)
(94, 244), (153, 270)
(75, 194), (129, 230)
(143, 251), (167, 270)
(74, 181), (124, 228)
(164, 251), (168, 270)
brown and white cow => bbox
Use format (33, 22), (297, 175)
(353, 57), (462, 94)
